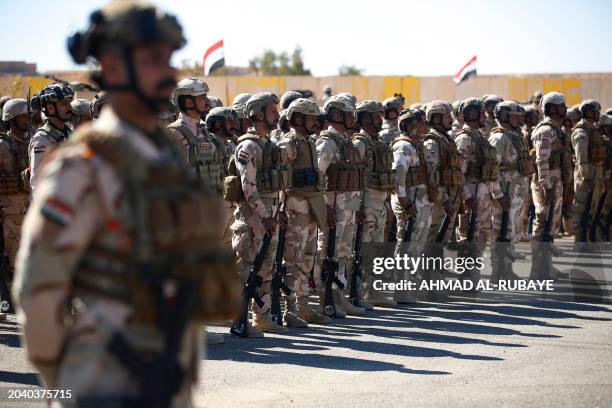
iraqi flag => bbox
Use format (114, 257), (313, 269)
(453, 55), (477, 85)
(203, 39), (225, 76)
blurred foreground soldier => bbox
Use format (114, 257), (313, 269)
(488, 101), (534, 281)
(321, 84), (332, 103)
(456, 98), (507, 284)
(483, 95), (503, 137)
(70, 98), (93, 128)
(90, 90), (108, 119)
(14, 1), (239, 405)
(29, 83), (74, 190)
(530, 92), (568, 279)
(0, 99), (31, 279)
(277, 98), (330, 326)
(571, 100), (607, 249)
(353, 100), (395, 308)
(169, 78), (224, 193)
(229, 92), (291, 335)
(379, 94), (404, 145)
(314, 95), (366, 317)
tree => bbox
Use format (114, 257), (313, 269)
(338, 65), (364, 76)
(249, 46), (311, 76)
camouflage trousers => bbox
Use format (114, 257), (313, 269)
(520, 180), (534, 239)
(491, 179), (527, 243)
(426, 186), (461, 244)
(283, 196), (318, 297)
(391, 194), (432, 255)
(231, 197), (278, 313)
(0, 194), (28, 270)
(571, 178), (605, 242)
(362, 190), (389, 288)
(531, 177), (563, 241)
(458, 182), (493, 257)
(315, 192), (357, 288)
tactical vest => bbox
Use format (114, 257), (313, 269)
(533, 118), (572, 181)
(458, 128), (499, 182)
(424, 130), (464, 189)
(284, 131), (322, 194)
(393, 136), (425, 188)
(224, 132), (291, 202)
(606, 136), (612, 172)
(321, 130), (366, 191)
(354, 133), (395, 191)
(168, 122), (223, 191)
(0, 133), (29, 194)
(572, 121), (607, 165)
(68, 127), (239, 325)
(493, 127), (536, 177)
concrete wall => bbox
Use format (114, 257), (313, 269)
(2, 72), (611, 109)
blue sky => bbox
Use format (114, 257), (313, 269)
(1, 0), (611, 76)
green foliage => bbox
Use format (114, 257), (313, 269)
(338, 65), (364, 76)
(249, 46), (311, 76)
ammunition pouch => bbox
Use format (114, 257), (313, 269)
(440, 148), (464, 188)
(589, 139), (607, 165)
(325, 163), (366, 191)
(0, 174), (22, 194)
(549, 149), (563, 169)
(406, 165), (424, 187)
(292, 168), (319, 188)
(368, 170), (396, 191)
(466, 159), (499, 182)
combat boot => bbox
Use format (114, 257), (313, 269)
(365, 286), (397, 307)
(317, 284), (346, 318)
(334, 288), (365, 316)
(254, 312), (289, 334)
(230, 323), (264, 338)
(297, 296), (331, 324)
(284, 295), (308, 328)
(356, 297), (374, 311)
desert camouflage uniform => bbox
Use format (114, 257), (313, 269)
(0, 131), (30, 270)
(13, 108), (231, 405)
(28, 121), (71, 189)
(423, 128), (462, 243)
(231, 129), (287, 318)
(531, 118), (565, 240)
(571, 119), (606, 242)
(455, 124), (504, 256)
(314, 126), (361, 290)
(379, 119), (400, 145)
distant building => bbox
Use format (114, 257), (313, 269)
(0, 61), (37, 75)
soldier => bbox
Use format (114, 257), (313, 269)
(230, 92), (291, 335)
(561, 106), (580, 236)
(455, 98), (508, 282)
(28, 83), (73, 190)
(391, 109), (439, 301)
(280, 91), (302, 110)
(379, 95), (404, 145)
(168, 78), (224, 194)
(423, 101), (462, 246)
(321, 85), (332, 103)
(206, 107), (239, 172)
(0, 96), (11, 134)
(571, 100), (607, 249)
(314, 95), (366, 317)
(530, 92), (569, 279)
(488, 101), (535, 281)
(208, 96), (223, 108)
(14, 1), (239, 404)
(0, 99), (31, 278)
(231, 102), (251, 138)
(519, 105), (540, 240)
(90, 90), (107, 119)
(270, 109), (290, 143)
(70, 98), (93, 129)
(233, 93), (251, 105)
(352, 100), (395, 307)
(451, 100), (464, 139)
(313, 107), (328, 139)
(277, 98), (331, 326)
(483, 95), (504, 137)
(598, 113), (612, 241)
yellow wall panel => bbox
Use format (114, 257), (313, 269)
(508, 77), (528, 102)
(401, 76), (421, 105)
(543, 78), (581, 106)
